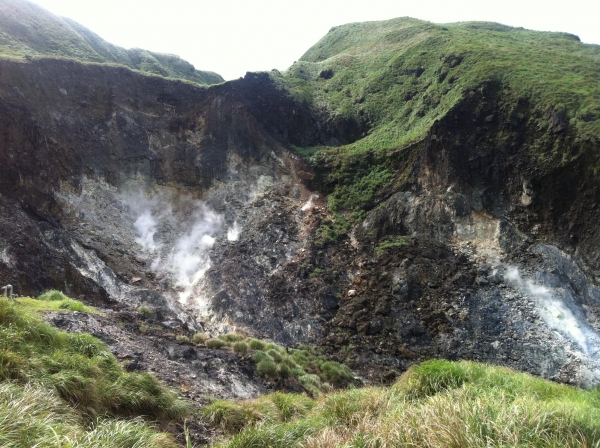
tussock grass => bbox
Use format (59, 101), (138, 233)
(209, 359), (600, 447)
(233, 341), (249, 354)
(0, 382), (177, 448)
(202, 393), (315, 436)
(213, 333), (355, 393)
(193, 332), (209, 345)
(0, 296), (190, 446)
(206, 338), (226, 349)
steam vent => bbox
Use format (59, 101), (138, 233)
(2, 1), (600, 446)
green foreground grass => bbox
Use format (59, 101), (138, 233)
(0, 295), (190, 447)
(206, 359), (600, 447)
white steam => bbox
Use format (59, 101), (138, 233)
(168, 205), (222, 287)
(134, 210), (159, 250)
(504, 266), (591, 355)
(123, 190), (226, 305)
(227, 222), (241, 241)
(301, 194), (318, 211)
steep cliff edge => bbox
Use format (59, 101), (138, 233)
(1, 12), (600, 388)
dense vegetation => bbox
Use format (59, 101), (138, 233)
(0, 0), (223, 85)
(0, 296), (189, 447)
(206, 359), (600, 447)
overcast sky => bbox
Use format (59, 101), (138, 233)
(31, 0), (600, 81)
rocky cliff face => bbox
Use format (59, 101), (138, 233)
(1, 24), (600, 388)
(317, 86), (600, 385)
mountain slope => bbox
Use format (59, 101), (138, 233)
(286, 17), (600, 155)
(1, 6), (600, 394)
(269, 18), (600, 384)
(0, 0), (223, 85)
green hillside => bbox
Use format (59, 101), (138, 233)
(279, 17), (600, 218)
(284, 17), (600, 153)
(0, 296), (188, 447)
(0, 0), (223, 85)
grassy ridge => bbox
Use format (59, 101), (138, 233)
(0, 296), (190, 447)
(281, 18), (600, 217)
(15, 289), (98, 313)
(0, 0), (223, 85)
(207, 359), (600, 447)
(289, 17), (600, 153)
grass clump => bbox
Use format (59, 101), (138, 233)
(247, 338), (266, 350)
(57, 298), (87, 311)
(211, 335), (355, 393)
(375, 236), (409, 255)
(137, 305), (153, 316)
(252, 344), (354, 393)
(0, 382), (178, 448)
(192, 332), (209, 345)
(211, 359), (600, 447)
(206, 338), (226, 349)
(38, 289), (69, 301)
(176, 335), (191, 344)
(202, 397), (280, 434)
(202, 393), (315, 437)
(257, 359), (279, 379)
(219, 333), (246, 343)
(233, 341), (249, 354)
(0, 297), (188, 446)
